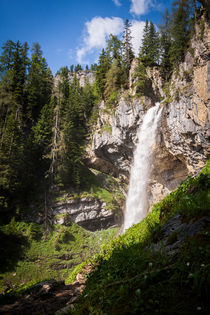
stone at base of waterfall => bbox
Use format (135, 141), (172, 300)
(52, 197), (119, 231)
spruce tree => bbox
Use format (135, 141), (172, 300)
(170, 0), (192, 65)
(139, 19), (150, 64)
(27, 43), (53, 123)
(139, 20), (160, 66)
(0, 40), (53, 216)
(0, 40), (29, 212)
(159, 9), (172, 74)
(104, 59), (122, 101)
(0, 40), (16, 72)
(122, 19), (134, 72)
(106, 34), (122, 63)
(95, 48), (111, 99)
(55, 75), (87, 188)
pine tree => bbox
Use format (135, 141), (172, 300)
(106, 34), (122, 63)
(139, 20), (160, 66)
(58, 66), (69, 110)
(159, 9), (172, 74)
(134, 60), (147, 95)
(170, 0), (192, 65)
(0, 40), (16, 72)
(0, 40), (53, 215)
(0, 40), (30, 212)
(82, 78), (95, 118)
(95, 48), (111, 99)
(104, 59), (122, 101)
(58, 75), (86, 187)
(122, 19), (134, 73)
(74, 64), (82, 72)
(90, 63), (97, 71)
(148, 22), (160, 65)
(139, 20), (150, 64)
(27, 43), (53, 123)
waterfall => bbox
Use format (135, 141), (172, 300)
(123, 103), (162, 232)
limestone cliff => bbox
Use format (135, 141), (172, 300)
(86, 17), (210, 212)
(51, 17), (209, 228)
(54, 70), (95, 87)
(52, 197), (119, 231)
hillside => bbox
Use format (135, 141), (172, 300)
(0, 1), (210, 314)
(67, 161), (210, 315)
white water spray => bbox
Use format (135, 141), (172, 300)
(123, 103), (162, 232)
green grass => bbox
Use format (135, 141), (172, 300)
(0, 220), (118, 299)
(68, 161), (210, 314)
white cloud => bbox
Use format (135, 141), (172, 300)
(113, 0), (121, 6)
(130, 0), (153, 15)
(76, 16), (124, 63)
(130, 20), (145, 55)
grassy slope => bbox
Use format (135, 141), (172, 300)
(0, 166), (124, 304)
(69, 161), (210, 315)
(0, 221), (118, 297)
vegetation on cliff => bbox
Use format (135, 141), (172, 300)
(0, 0), (209, 312)
(68, 161), (210, 314)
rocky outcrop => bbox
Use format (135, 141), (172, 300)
(52, 197), (119, 231)
(159, 214), (210, 256)
(147, 19), (210, 205)
(50, 17), (209, 229)
(86, 18), (210, 211)
(54, 70), (95, 88)
(86, 97), (156, 183)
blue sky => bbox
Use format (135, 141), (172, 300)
(0, 0), (174, 74)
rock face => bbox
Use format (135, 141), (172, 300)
(86, 18), (210, 212)
(50, 19), (209, 230)
(86, 97), (156, 183)
(54, 70), (95, 88)
(52, 197), (119, 231)
(68, 70), (95, 87)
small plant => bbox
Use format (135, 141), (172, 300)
(7, 217), (19, 235)
(100, 124), (112, 134)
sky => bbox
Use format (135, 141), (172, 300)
(0, 0), (174, 74)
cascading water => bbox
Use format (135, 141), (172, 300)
(123, 102), (162, 232)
